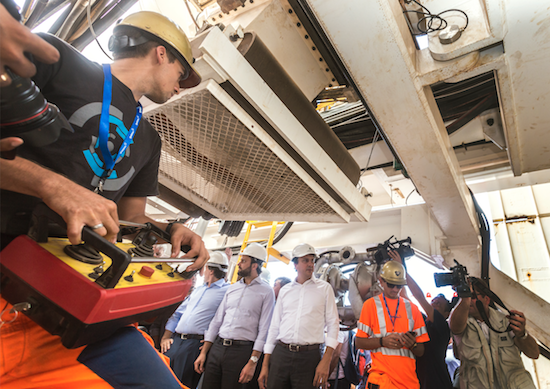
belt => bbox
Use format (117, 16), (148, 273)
(367, 383), (380, 389)
(178, 333), (204, 340)
(277, 341), (322, 352)
(217, 337), (254, 347)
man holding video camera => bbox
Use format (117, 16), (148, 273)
(449, 277), (539, 389)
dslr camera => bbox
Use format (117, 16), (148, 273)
(434, 259), (471, 298)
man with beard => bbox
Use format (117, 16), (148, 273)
(258, 243), (339, 389)
(194, 243), (275, 389)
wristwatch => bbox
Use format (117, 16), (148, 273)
(250, 356), (259, 364)
(166, 220), (186, 235)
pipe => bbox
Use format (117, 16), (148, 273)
(24, 0), (49, 29)
(70, 0), (139, 52)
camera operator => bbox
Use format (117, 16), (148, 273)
(449, 278), (539, 389)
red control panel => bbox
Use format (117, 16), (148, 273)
(0, 235), (194, 348)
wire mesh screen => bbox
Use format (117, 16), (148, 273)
(145, 88), (340, 221)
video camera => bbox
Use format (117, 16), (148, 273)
(434, 259), (471, 297)
(373, 235), (415, 264)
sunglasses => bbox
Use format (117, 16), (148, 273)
(385, 282), (404, 289)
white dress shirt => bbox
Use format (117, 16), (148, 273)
(264, 276), (339, 354)
(204, 276), (275, 352)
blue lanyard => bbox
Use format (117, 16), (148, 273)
(95, 64), (142, 193)
(383, 294), (400, 331)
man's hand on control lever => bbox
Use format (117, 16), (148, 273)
(41, 177), (120, 244)
(0, 4), (60, 86)
(166, 222), (209, 271)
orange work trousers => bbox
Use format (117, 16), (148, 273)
(0, 297), (184, 389)
(367, 372), (401, 389)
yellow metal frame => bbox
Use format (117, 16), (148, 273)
(230, 221), (290, 283)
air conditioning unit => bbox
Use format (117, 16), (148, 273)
(144, 26), (371, 223)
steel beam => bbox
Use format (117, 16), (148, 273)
(306, 0), (479, 247)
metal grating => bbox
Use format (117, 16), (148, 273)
(145, 88), (339, 221)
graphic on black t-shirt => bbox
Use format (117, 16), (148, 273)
(69, 102), (136, 192)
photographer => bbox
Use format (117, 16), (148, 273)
(449, 278), (539, 389)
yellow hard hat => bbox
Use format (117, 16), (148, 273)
(111, 11), (201, 88)
(380, 261), (407, 285)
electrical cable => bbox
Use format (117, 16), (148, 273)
(404, 0), (468, 35)
(360, 129), (380, 177)
(405, 188), (416, 205)
(185, 0), (201, 32)
(87, 0), (113, 61)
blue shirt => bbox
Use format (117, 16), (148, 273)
(165, 278), (230, 335)
(205, 276), (275, 352)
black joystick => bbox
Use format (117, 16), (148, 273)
(65, 243), (103, 264)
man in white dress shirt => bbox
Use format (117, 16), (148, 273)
(194, 243), (275, 389)
(258, 243), (340, 389)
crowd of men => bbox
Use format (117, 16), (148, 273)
(0, 3), (541, 388)
(158, 245), (540, 389)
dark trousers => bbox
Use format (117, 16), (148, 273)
(266, 343), (321, 389)
(328, 377), (352, 389)
(165, 337), (202, 389)
(202, 340), (261, 389)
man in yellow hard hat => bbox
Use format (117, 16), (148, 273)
(355, 260), (429, 389)
(1, 11), (205, 389)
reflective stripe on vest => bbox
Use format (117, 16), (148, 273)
(372, 295), (416, 360)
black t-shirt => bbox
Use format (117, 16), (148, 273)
(416, 309), (453, 389)
(1, 34), (161, 235)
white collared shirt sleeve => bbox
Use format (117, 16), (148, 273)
(264, 294), (284, 354)
(324, 282), (340, 349)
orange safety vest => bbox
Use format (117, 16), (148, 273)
(357, 294), (429, 389)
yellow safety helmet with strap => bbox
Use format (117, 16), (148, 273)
(380, 261), (407, 285)
(109, 11), (201, 88)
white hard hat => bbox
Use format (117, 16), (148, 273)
(292, 243), (316, 260)
(207, 251), (229, 272)
(240, 243), (267, 262)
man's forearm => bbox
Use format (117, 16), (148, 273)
(356, 336), (383, 351)
(200, 341), (213, 356)
(449, 297), (470, 334)
(161, 329), (173, 340)
(1, 156), (67, 197)
(516, 334), (540, 359)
